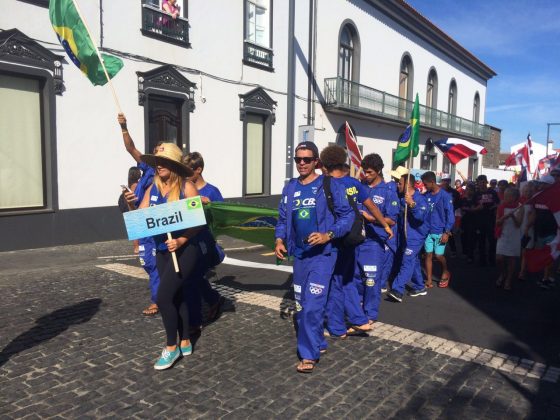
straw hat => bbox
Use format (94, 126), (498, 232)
(390, 166), (409, 180)
(141, 143), (193, 178)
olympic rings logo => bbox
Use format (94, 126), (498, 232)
(309, 286), (323, 295)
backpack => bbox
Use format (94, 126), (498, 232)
(323, 176), (365, 247)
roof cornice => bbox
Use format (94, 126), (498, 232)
(364, 0), (497, 81)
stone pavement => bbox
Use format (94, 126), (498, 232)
(1, 242), (560, 418)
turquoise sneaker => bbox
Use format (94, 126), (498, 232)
(154, 347), (181, 370)
(180, 343), (192, 356)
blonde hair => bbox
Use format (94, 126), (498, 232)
(153, 142), (183, 202)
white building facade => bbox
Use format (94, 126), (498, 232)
(0, 0), (496, 251)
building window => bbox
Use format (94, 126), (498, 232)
(420, 152), (436, 171)
(448, 79), (457, 115)
(468, 156), (478, 180)
(426, 68), (438, 109)
(0, 74), (45, 210)
(240, 87), (276, 197)
(442, 156), (451, 175)
(473, 92), (480, 123)
(244, 0), (273, 70)
(148, 96), (183, 152)
(399, 54), (414, 118)
(141, 0), (189, 47)
(137, 65), (196, 153)
(0, 29), (61, 214)
(338, 22), (360, 105)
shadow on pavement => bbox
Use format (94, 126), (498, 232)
(0, 298), (102, 368)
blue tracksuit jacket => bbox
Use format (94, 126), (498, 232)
(275, 175), (354, 257)
(399, 190), (429, 244)
(425, 189), (455, 234)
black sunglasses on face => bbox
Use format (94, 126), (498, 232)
(294, 157), (316, 164)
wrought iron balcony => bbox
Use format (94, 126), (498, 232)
(141, 4), (189, 47)
(324, 77), (491, 141)
(243, 41), (273, 71)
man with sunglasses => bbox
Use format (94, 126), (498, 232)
(275, 141), (353, 374)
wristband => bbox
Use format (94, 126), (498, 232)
(121, 130), (129, 134)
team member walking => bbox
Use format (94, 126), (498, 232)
(274, 142), (353, 373)
(421, 171), (455, 288)
(387, 174), (429, 303)
(129, 143), (208, 370)
(358, 153), (399, 324)
(319, 146), (393, 338)
(118, 113), (161, 317)
(183, 152), (225, 334)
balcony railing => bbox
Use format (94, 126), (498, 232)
(324, 77), (491, 141)
(141, 4), (189, 47)
(243, 41), (273, 70)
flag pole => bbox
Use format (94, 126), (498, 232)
(403, 144), (414, 240)
(70, 0), (122, 113)
(166, 233), (180, 273)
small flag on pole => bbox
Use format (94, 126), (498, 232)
(344, 122), (364, 179)
(49, 0), (123, 86)
(393, 94), (420, 164)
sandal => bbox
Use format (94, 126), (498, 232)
(296, 359), (316, 374)
(347, 324), (371, 335)
(142, 304), (159, 316)
(439, 273), (451, 288)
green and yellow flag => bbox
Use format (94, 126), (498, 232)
(393, 93), (420, 165)
(49, 0), (123, 86)
(205, 202), (278, 249)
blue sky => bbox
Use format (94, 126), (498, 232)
(406, 0), (560, 152)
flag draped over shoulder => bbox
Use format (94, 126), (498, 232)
(205, 202), (278, 249)
(49, 0), (123, 86)
(394, 94), (420, 164)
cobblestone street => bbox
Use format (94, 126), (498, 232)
(1, 241), (560, 419)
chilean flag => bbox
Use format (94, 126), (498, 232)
(433, 138), (487, 165)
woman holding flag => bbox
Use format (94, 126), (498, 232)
(126, 144), (208, 370)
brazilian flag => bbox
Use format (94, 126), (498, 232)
(49, 0), (123, 86)
(394, 93), (420, 164)
(205, 202), (278, 249)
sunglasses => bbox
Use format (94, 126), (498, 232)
(294, 157), (316, 164)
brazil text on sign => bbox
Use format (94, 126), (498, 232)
(123, 197), (206, 240)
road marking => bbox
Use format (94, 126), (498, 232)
(97, 255), (138, 259)
(96, 262), (560, 384)
(222, 256), (293, 273)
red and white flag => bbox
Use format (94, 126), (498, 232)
(505, 145), (530, 169)
(526, 236), (560, 272)
(345, 121), (364, 179)
(526, 133), (533, 173)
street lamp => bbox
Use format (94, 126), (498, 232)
(546, 122), (560, 156)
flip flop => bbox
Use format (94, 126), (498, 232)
(439, 273), (451, 288)
(142, 304), (159, 316)
(347, 325), (371, 336)
(296, 359), (316, 374)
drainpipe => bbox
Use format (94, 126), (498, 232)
(285, 0), (296, 182)
(99, 0), (104, 48)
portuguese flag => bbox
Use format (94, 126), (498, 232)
(49, 0), (123, 86)
(394, 93), (420, 165)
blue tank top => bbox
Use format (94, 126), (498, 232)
(149, 183), (187, 252)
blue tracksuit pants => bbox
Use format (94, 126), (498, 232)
(138, 238), (160, 303)
(326, 247), (368, 336)
(380, 245), (395, 290)
(356, 240), (386, 322)
(391, 241), (425, 294)
(293, 252), (337, 361)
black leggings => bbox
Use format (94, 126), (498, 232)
(156, 241), (202, 346)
